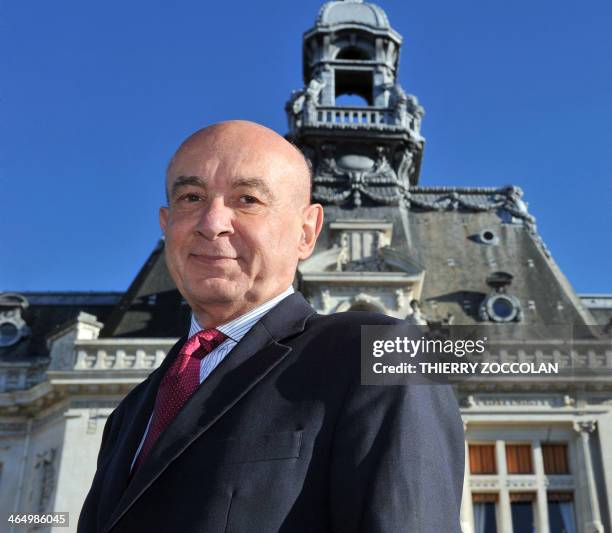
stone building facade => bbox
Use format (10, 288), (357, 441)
(1, 1), (610, 532)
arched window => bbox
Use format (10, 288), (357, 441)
(334, 69), (373, 105)
(336, 46), (370, 61)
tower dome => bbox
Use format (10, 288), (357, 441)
(316, 0), (390, 29)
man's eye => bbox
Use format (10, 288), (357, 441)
(180, 193), (201, 203)
(239, 195), (259, 205)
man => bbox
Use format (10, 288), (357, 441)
(78, 120), (465, 532)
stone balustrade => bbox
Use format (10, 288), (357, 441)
(72, 339), (177, 371)
(310, 105), (420, 133)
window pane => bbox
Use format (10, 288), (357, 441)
(548, 494), (576, 533)
(542, 444), (569, 475)
(473, 501), (498, 533)
(510, 501), (534, 533)
(470, 444), (497, 474)
(506, 444), (533, 474)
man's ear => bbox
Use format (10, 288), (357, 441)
(159, 206), (169, 233)
(297, 203), (324, 260)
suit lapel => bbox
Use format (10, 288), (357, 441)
(102, 291), (316, 533)
(97, 336), (186, 529)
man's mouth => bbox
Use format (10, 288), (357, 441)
(190, 254), (236, 263)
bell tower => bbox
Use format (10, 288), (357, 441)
(286, 0), (424, 208)
(287, 0), (427, 317)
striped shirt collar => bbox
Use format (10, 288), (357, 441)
(188, 285), (295, 342)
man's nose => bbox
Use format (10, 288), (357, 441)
(195, 196), (234, 240)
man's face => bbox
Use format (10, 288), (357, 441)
(160, 122), (321, 320)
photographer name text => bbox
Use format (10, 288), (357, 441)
(372, 361), (559, 375)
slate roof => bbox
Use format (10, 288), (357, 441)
(0, 292), (121, 362)
(2, 187), (605, 360)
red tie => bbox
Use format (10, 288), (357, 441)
(131, 328), (227, 474)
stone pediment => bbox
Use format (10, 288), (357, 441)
(299, 244), (422, 276)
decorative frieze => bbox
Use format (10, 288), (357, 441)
(470, 477), (499, 490)
(506, 476), (538, 490)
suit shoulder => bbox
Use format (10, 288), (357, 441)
(309, 310), (401, 328)
(304, 311), (402, 344)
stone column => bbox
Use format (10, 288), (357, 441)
(573, 420), (604, 533)
(496, 440), (512, 533)
(532, 439), (550, 533)
(460, 422), (474, 533)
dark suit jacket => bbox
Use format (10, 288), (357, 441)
(78, 291), (464, 533)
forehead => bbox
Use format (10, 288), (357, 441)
(167, 137), (296, 187)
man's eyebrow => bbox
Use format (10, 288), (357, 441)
(232, 177), (276, 202)
(170, 175), (207, 198)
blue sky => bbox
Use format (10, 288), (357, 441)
(1, 0), (610, 293)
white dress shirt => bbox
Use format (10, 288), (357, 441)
(130, 284), (295, 472)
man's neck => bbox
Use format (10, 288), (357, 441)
(193, 285), (294, 329)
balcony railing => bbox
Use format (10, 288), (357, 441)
(316, 106), (392, 126)
(304, 105), (421, 134)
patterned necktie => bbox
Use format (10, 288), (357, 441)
(131, 328), (227, 474)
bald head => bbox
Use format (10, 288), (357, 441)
(166, 120), (312, 207)
(159, 119), (324, 327)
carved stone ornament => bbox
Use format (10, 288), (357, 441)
(0, 293), (30, 347)
(33, 447), (58, 513)
(313, 144), (405, 206)
(573, 420), (597, 434)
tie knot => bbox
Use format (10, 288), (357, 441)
(183, 328), (228, 359)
